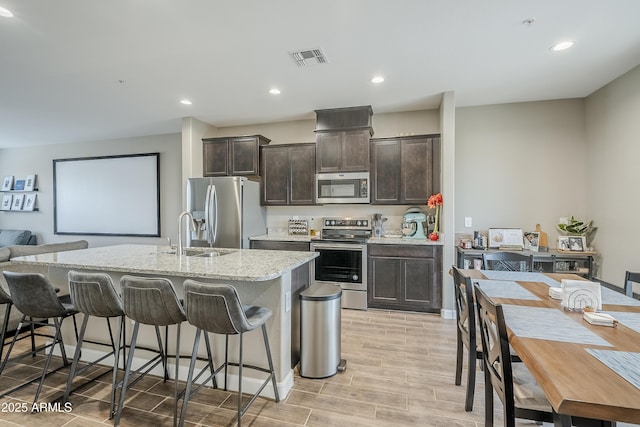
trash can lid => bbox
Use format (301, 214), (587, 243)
(300, 283), (342, 301)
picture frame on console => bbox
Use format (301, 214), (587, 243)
(558, 235), (586, 252)
(523, 231), (540, 252)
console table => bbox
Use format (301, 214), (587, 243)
(456, 247), (595, 279)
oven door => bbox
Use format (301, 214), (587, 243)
(310, 242), (365, 288)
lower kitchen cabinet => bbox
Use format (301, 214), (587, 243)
(368, 244), (442, 312)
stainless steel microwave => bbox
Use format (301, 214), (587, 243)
(315, 172), (370, 204)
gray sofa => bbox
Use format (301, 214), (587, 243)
(0, 229), (37, 247)
(0, 240), (89, 334)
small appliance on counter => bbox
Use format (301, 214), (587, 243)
(371, 213), (387, 237)
(401, 207), (427, 239)
(288, 219), (308, 235)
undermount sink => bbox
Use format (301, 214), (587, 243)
(182, 248), (237, 257)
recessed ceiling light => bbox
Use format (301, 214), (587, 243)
(269, 88), (281, 95)
(0, 7), (13, 17)
(371, 76), (385, 84)
(550, 41), (574, 52)
(180, 99), (192, 105)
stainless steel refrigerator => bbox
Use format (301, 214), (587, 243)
(186, 177), (266, 249)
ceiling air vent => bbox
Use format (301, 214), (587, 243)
(289, 48), (328, 67)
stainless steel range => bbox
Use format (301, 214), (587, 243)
(310, 217), (371, 310)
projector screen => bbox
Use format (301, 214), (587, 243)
(53, 153), (160, 236)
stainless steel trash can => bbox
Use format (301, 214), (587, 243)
(299, 283), (344, 378)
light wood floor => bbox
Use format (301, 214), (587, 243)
(0, 309), (635, 426)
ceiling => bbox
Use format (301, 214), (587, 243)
(1, 1), (639, 148)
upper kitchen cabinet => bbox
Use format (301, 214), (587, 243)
(370, 134), (441, 205)
(260, 143), (316, 205)
(314, 106), (373, 173)
(202, 135), (270, 177)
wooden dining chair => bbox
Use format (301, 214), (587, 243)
(624, 271), (640, 298)
(474, 283), (616, 427)
(452, 266), (482, 411)
(481, 252), (533, 272)
(474, 283), (571, 426)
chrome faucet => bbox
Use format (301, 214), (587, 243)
(177, 211), (196, 256)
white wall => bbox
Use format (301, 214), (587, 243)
(455, 99), (588, 248)
(585, 64), (640, 283)
(0, 133), (182, 247)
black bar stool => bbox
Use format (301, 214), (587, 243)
(114, 275), (186, 427)
(62, 270), (127, 419)
(179, 280), (279, 427)
(1, 271), (79, 407)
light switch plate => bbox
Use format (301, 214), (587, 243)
(465, 217), (472, 228)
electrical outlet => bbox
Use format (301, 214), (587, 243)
(465, 217), (472, 228)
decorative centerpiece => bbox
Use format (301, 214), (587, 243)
(427, 192), (443, 241)
(557, 216), (597, 247)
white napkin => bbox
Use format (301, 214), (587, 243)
(583, 311), (618, 327)
(549, 287), (563, 300)
(561, 279), (602, 311)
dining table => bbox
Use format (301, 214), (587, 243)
(460, 269), (640, 425)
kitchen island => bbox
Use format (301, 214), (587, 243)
(10, 244), (318, 398)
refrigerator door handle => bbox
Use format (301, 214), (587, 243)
(205, 184), (218, 245)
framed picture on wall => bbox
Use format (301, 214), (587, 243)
(1, 194), (12, 210)
(11, 194), (24, 211)
(24, 174), (36, 191)
(23, 194), (37, 211)
(1, 176), (13, 191)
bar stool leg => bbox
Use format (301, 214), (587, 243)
(110, 316), (124, 420)
(114, 320), (140, 426)
(262, 324), (279, 402)
(178, 328), (202, 427)
(224, 334), (229, 390)
(237, 332), (243, 427)
(33, 317), (64, 408)
(173, 324), (181, 427)
(0, 304), (11, 372)
(203, 332), (217, 388)
(63, 314), (90, 403)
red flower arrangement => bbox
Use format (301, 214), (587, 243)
(427, 193), (443, 241)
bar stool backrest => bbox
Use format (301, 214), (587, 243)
(3, 271), (67, 318)
(0, 282), (11, 304)
(183, 280), (261, 335)
(120, 275), (185, 326)
(68, 271), (124, 318)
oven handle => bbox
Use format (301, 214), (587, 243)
(311, 242), (365, 251)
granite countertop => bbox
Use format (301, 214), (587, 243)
(10, 244), (318, 282)
(251, 233), (444, 246)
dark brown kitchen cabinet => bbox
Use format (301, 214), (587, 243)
(367, 244), (442, 312)
(260, 143), (316, 205)
(316, 129), (371, 173)
(202, 135), (270, 177)
(370, 134), (441, 205)
(249, 240), (310, 252)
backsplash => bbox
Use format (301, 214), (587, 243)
(264, 205), (430, 237)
